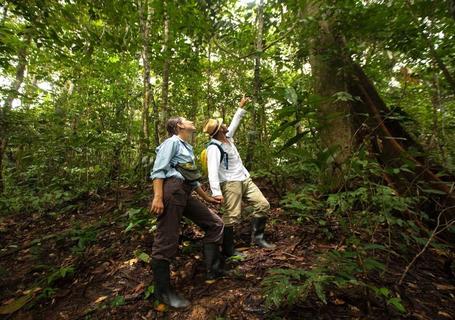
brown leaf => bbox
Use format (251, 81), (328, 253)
(94, 296), (108, 304)
(132, 283), (145, 294)
(154, 303), (167, 312)
(437, 311), (453, 318)
(435, 284), (455, 291)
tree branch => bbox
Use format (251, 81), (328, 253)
(398, 205), (455, 285)
(213, 18), (303, 60)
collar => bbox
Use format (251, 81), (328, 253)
(174, 135), (192, 147)
(210, 138), (226, 145)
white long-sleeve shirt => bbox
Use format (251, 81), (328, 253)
(207, 108), (250, 196)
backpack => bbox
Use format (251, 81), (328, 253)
(200, 142), (228, 177)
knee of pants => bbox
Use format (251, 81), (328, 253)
(222, 205), (242, 225)
(151, 230), (180, 261)
(205, 216), (224, 243)
(255, 199), (270, 213)
(223, 214), (241, 226)
(151, 242), (179, 261)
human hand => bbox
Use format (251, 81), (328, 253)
(239, 95), (252, 108)
(212, 195), (224, 204)
(149, 197), (164, 215)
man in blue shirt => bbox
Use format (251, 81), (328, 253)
(149, 116), (224, 309)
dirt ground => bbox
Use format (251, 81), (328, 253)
(1, 183), (454, 320)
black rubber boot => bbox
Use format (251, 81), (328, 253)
(151, 259), (190, 308)
(222, 226), (246, 258)
(251, 217), (276, 249)
(203, 243), (225, 280)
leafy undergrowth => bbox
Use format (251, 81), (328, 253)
(0, 183), (454, 320)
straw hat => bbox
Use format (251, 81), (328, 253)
(203, 118), (224, 137)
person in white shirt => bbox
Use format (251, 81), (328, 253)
(203, 96), (276, 258)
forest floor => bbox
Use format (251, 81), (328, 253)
(0, 180), (454, 320)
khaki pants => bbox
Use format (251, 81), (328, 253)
(220, 178), (270, 226)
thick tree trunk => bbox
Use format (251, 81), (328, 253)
(348, 63), (454, 223)
(307, 2), (352, 187)
(245, 0), (264, 170)
(0, 33), (31, 194)
(160, 0), (170, 139)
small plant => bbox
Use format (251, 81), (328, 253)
(134, 250), (151, 263)
(70, 226), (98, 253)
(124, 207), (156, 233)
(144, 285), (154, 299)
(110, 295), (125, 307)
(46, 266), (75, 285)
(262, 268), (334, 307)
(35, 265), (75, 301)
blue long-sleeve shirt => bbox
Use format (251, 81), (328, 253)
(150, 135), (200, 188)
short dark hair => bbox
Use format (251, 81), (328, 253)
(166, 117), (182, 136)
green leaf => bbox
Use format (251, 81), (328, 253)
(144, 285), (154, 300)
(388, 297), (406, 313)
(111, 295), (125, 307)
(314, 282), (327, 304)
(332, 91), (354, 102)
(377, 287), (390, 297)
(280, 131), (311, 150)
(0, 294), (33, 315)
(420, 188), (447, 195)
(363, 258), (385, 271)
(363, 244), (386, 251)
(285, 87), (298, 105)
(136, 251), (151, 263)
(271, 119), (300, 140)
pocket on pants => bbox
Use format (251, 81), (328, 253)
(170, 189), (187, 207)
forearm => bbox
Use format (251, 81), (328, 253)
(208, 174), (222, 196)
(153, 179), (164, 199)
(226, 108), (247, 138)
(195, 186), (210, 201)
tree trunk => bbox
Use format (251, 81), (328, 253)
(245, 0), (264, 170)
(139, 0), (151, 157)
(430, 72), (446, 164)
(206, 39), (213, 119)
(161, 0), (170, 139)
(307, 2), (352, 187)
(0, 33), (31, 194)
(349, 63), (455, 223)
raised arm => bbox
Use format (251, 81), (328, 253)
(226, 96), (251, 139)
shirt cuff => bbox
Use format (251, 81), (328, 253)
(151, 171), (166, 180)
(191, 181), (201, 189)
(237, 107), (247, 116)
(211, 186), (222, 197)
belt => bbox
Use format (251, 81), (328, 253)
(166, 176), (192, 185)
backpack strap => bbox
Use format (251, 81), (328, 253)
(207, 142), (228, 170)
(171, 139), (195, 168)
